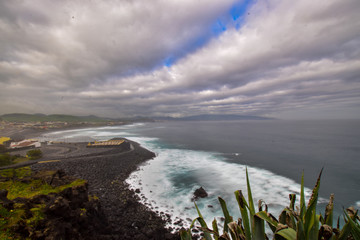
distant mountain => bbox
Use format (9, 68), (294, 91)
(0, 113), (273, 123)
(0, 113), (113, 123)
(152, 114), (274, 121)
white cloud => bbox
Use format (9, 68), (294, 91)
(0, 0), (359, 119)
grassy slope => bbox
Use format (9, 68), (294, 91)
(0, 167), (87, 239)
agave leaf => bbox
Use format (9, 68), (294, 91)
(228, 221), (247, 240)
(289, 194), (296, 211)
(194, 203), (212, 240)
(212, 218), (219, 240)
(296, 220), (306, 240)
(219, 232), (231, 240)
(180, 228), (193, 240)
(219, 197), (234, 235)
(235, 190), (252, 240)
(258, 199), (268, 212)
(195, 201), (206, 221)
(324, 194), (334, 227)
(304, 197), (318, 238)
(195, 217), (213, 240)
(189, 218), (198, 229)
(275, 228), (297, 240)
(246, 167), (256, 216)
(255, 211), (278, 232)
(279, 209), (287, 225)
(309, 214), (320, 240)
(304, 169), (323, 238)
(283, 208), (296, 230)
(344, 209), (360, 239)
(307, 169), (323, 208)
(337, 221), (352, 240)
(318, 224), (333, 240)
(300, 171), (306, 219)
(253, 214), (266, 240)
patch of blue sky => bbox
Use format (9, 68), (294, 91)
(212, 0), (253, 33)
(162, 0), (253, 68)
(163, 57), (175, 68)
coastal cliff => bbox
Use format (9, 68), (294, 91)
(0, 136), (179, 239)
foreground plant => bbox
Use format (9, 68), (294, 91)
(180, 169), (360, 240)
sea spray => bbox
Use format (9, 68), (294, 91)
(40, 123), (341, 232)
(124, 137), (319, 232)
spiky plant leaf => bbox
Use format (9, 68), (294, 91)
(195, 217), (213, 240)
(318, 224), (333, 240)
(344, 209), (360, 239)
(253, 215), (266, 240)
(296, 220), (306, 240)
(255, 211), (278, 233)
(289, 194), (296, 211)
(324, 194), (334, 227)
(228, 221), (247, 240)
(212, 218), (219, 240)
(235, 190), (252, 240)
(219, 232), (231, 240)
(219, 197), (234, 235)
(246, 168), (255, 217)
(337, 221), (352, 240)
(195, 202), (206, 220)
(180, 228), (192, 240)
(300, 172), (306, 219)
(275, 228), (297, 240)
(194, 203), (212, 240)
(304, 169), (323, 239)
(279, 210), (287, 225)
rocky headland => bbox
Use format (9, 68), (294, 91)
(0, 130), (179, 239)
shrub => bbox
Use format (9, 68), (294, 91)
(181, 169), (360, 240)
(26, 149), (42, 160)
(0, 144), (7, 153)
(0, 153), (13, 166)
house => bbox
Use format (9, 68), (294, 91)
(10, 139), (41, 149)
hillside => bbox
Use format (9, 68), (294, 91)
(153, 114), (273, 121)
(0, 113), (112, 123)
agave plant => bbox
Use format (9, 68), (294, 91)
(180, 168), (360, 240)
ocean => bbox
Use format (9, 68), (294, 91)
(40, 120), (360, 230)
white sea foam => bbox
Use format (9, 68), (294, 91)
(41, 124), (324, 233)
(125, 136), (319, 232)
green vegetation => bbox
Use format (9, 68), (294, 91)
(0, 148), (40, 167)
(0, 153), (17, 167)
(0, 144), (7, 153)
(181, 169), (360, 240)
(0, 167), (87, 239)
(26, 149), (42, 160)
(0, 168), (86, 200)
(0, 152), (32, 166)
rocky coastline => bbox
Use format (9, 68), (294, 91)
(1, 127), (180, 239)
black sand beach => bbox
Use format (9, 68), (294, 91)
(1, 127), (179, 239)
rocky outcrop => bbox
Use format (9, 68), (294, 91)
(192, 187), (208, 201)
(0, 170), (109, 240)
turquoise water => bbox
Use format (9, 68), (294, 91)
(40, 120), (360, 231)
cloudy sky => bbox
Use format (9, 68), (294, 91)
(0, 0), (359, 119)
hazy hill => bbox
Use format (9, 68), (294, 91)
(1, 113), (273, 123)
(153, 114), (273, 121)
(0, 113), (112, 123)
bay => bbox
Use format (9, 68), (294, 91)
(41, 119), (360, 230)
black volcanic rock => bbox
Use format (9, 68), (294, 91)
(192, 187), (208, 201)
